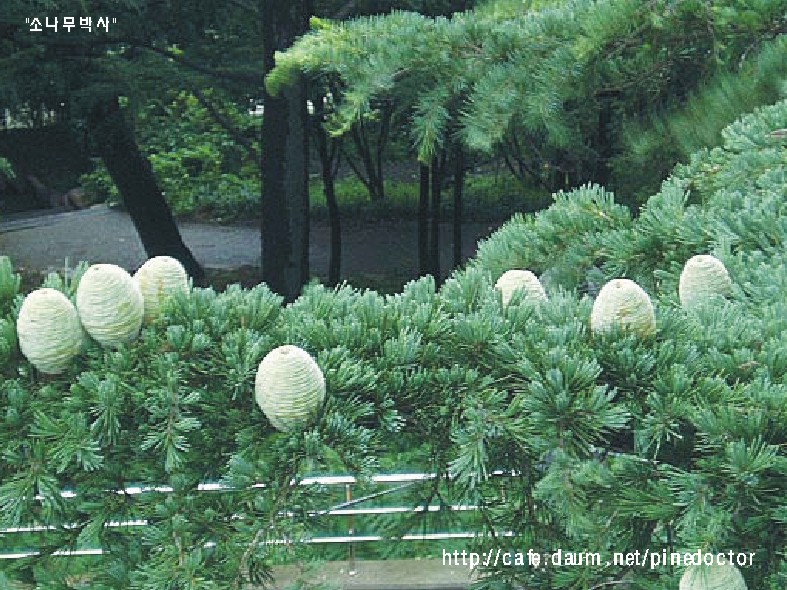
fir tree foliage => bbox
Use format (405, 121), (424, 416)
(0, 256), (22, 370)
(267, 0), (785, 191)
(1, 101), (786, 588)
(461, 99), (787, 588)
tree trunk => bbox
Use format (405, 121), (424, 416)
(324, 153), (341, 286)
(87, 96), (205, 282)
(348, 120), (385, 201)
(429, 154), (444, 281)
(373, 104), (392, 201)
(343, 102), (391, 202)
(261, 0), (310, 301)
(593, 98), (613, 187)
(452, 145), (465, 269)
(588, 90), (622, 189)
(314, 96), (342, 286)
(418, 163), (430, 275)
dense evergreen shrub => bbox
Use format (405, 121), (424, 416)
(457, 98), (787, 589)
(1, 100), (785, 589)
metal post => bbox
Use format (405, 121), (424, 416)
(346, 483), (356, 575)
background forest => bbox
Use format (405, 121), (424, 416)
(0, 0), (786, 589)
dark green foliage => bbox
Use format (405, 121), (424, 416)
(1, 100), (786, 588)
(0, 256), (21, 313)
(0, 157), (14, 181)
(613, 35), (787, 201)
(80, 90), (261, 219)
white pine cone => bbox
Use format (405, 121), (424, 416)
(17, 288), (83, 374)
(134, 256), (189, 323)
(76, 264), (144, 348)
(679, 562), (747, 590)
(255, 345), (326, 432)
(591, 278), (656, 337)
(679, 254), (732, 309)
(495, 269), (547, 307)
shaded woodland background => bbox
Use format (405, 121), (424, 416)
(1, 0), (785, 296)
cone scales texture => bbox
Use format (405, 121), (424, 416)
(255, 345), (326, 432)
(17, 288), (83, 374)
(679, 254), (733, 309)
(495, 269), (548, 306)
(679, 563), (747, 590)
(591, 278), (656, 336)
(134, 256), (189, 323)
(76, 264), (144, 348)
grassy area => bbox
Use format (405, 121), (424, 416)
(87, 168), (550, 225)
(76, 156), (551, 225)
(308, 172), (551, 223)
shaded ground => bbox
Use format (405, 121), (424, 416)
(270, 559), (475, 590)
(0, 205), (503, 292)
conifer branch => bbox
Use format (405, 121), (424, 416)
(233, 472), (299, 590)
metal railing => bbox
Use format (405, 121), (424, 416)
(0, 472), (498, 561)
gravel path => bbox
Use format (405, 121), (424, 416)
(0, 205), (502, 283)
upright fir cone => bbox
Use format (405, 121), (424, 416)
(134, 256), (190, 324)
(679, 562), (747, 590)
(76, 264), (144, 348)
(679, 254), (732, 310)
(591, 278), (656, 337)
(255, 345), (326, 432)
(17, 288), (83, 374)
(495, 269), (548, 307)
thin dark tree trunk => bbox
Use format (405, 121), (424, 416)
(314, 96), (342, 285)
(324, 153), (341, 285)
(374, 104), (392, 201)
(343, 103), (391, 202)
(452, 145), (465, 269)
(418, 163), (430, 275)
(349, 121), (385, 201)
(261, 0), (310, 301)
(593, 98), (613, 187)
(430, 154), (445, 281)
(88, 96), (205, 282)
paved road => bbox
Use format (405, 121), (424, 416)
(0, 205), (501, 282)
